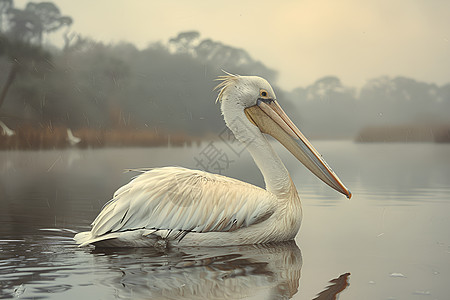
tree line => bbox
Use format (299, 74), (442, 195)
(287, 76), (450, 139)
(1, 1), (449, 142)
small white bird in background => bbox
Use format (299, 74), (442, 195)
(74, 73), (351, 247)
(0, 120), (15, 137)
(66, 128), (81, 146)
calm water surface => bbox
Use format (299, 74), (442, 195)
(0, 141), (449, 299)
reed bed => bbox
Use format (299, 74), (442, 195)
(0, 125), (196, 150)
(355, 125), (450, 143)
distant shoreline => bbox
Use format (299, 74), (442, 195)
(355, 125), (450, 143)
(2, 125), (450, 150)
(0, 126), (200, 150)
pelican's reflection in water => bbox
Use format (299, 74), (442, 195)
(91, 241), (302, 299)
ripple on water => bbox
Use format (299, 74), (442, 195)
(0, 229), (95, 298)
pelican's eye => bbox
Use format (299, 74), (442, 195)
(260, 89), (269, 98)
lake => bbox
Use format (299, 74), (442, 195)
(1, 141), (449, 299)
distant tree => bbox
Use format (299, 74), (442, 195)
(168, 31), (277, 82)
(0, 32), (50, 109)
(289, 76), (357, 138)
(0, 1), (70, 127)
(168, 31), (200, 54)
(7, 1), (72, 44)
(6, 6), (41, 42)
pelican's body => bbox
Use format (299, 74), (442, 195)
(75, 74), (350, 247)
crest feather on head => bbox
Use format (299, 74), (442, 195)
(214, 71), (240, 103)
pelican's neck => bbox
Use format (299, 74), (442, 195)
(221, 103), (296, 197)
(245, 133), (294, 196)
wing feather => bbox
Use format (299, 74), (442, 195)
(89, 167), (276, 239)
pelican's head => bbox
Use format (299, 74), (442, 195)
(216, 73), (352, 199)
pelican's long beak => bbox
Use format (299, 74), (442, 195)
(244, 99), (352, 199)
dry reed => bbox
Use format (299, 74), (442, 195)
(0, 125), (196, 150)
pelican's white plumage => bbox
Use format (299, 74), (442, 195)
(0, 120), (15, 137)
(75, 73), (350, 247)
(66, 128), (81, 146)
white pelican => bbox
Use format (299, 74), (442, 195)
(74, 74), (351, 247)
(0, 120), (15, 137)
(66, 128), (81, 146)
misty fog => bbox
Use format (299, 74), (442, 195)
(1, 1), (449, 148)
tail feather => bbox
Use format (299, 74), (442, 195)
(74, 231), (92, 245)
(74, 229), (160, 247)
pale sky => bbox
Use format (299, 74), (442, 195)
(16, 0), (450, 90)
